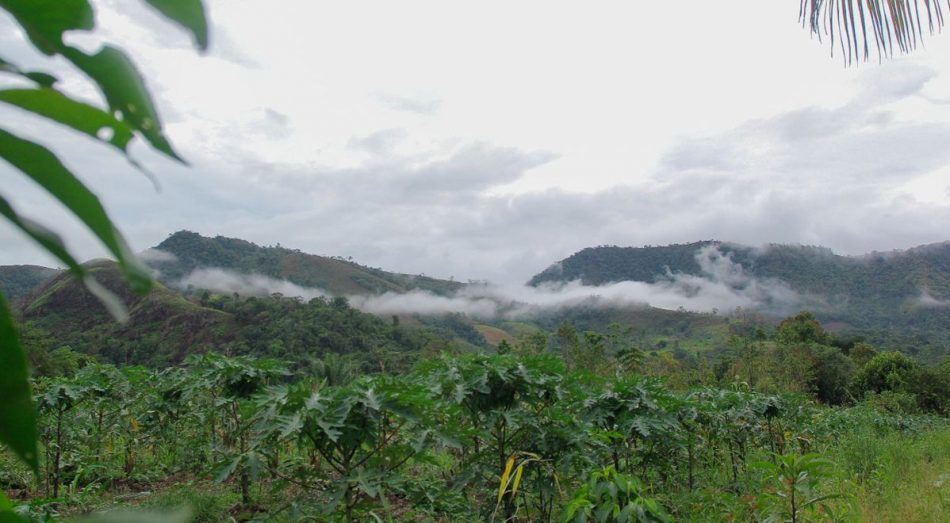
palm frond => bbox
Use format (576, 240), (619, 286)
(801, 0), (949, 64)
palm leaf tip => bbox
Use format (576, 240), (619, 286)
(801, 0), (948, 64)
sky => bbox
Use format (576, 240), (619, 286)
(3, 0), (950, 286)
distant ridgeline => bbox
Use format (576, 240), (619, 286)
(0, 265), (59, 303)
(5, 234), (950, 369)
(529, 241), (950, 362)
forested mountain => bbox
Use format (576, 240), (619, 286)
(151, 230), (464, 296)
(0, 264), (59, 303)
(529, 241), (950, 362)
(529, 241), (950, 304)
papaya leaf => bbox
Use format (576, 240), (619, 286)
(0, 128), (152, 295)
(0, 293), (39, 473)
(143, 0), (209, 51)
(61, 45), (185, 163)
(0, 0), (94, 56)
(214, 455), (241, 483)
(0, 55), (59, 87)
(0, 88), (134, 151)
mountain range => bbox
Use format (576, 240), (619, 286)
(4, 232), (949, 367)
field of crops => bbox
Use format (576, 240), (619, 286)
(2, 352), (948, 522)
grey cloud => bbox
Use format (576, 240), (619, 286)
(207, 25), (262, 68)
(259, 108), (291, 138)
(347, 128), (408, 156)
(857, 63), (936, 104)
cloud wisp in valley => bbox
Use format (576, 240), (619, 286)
(171, 246), (801, 319)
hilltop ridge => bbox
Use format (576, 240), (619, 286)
(151, 230), (464, 297)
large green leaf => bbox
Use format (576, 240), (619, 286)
(143, 0), (209, 51)
(0, 128), (152, 294)
(62, 46), (184, 163)
(0, 0), (94, 55)
(0, 293), (38, 473)
(0, 88), (134, 152)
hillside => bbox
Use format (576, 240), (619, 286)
(150, 230), (464, 296)
(19, 260), (237, 365)
(17, 260), (461, 370)
(529, 241), (950, 302)
(0, 264), (59, 303)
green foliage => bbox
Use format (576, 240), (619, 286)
(851, 351), (917, 397)
(562, 466), (670, 523)
(750, 453), (840, 523)
(776, 312), (829, 346)
(811, 345), (854, 405)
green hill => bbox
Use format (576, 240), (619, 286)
(151, 230), (464, 296)
(17, 260), (464, 370)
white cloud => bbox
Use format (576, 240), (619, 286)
(176, 268), (328, 301)
(138, 248), (178, 263)
(1, 1), (949, 289)
(916, 289), (950, 308)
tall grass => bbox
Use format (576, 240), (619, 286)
(837, 426), (950, 522)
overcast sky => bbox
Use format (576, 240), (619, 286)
(2, 0), (950, 285)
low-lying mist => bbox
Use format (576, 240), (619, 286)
(177, 267), (328, 301)
(170, 246), (801, 319)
